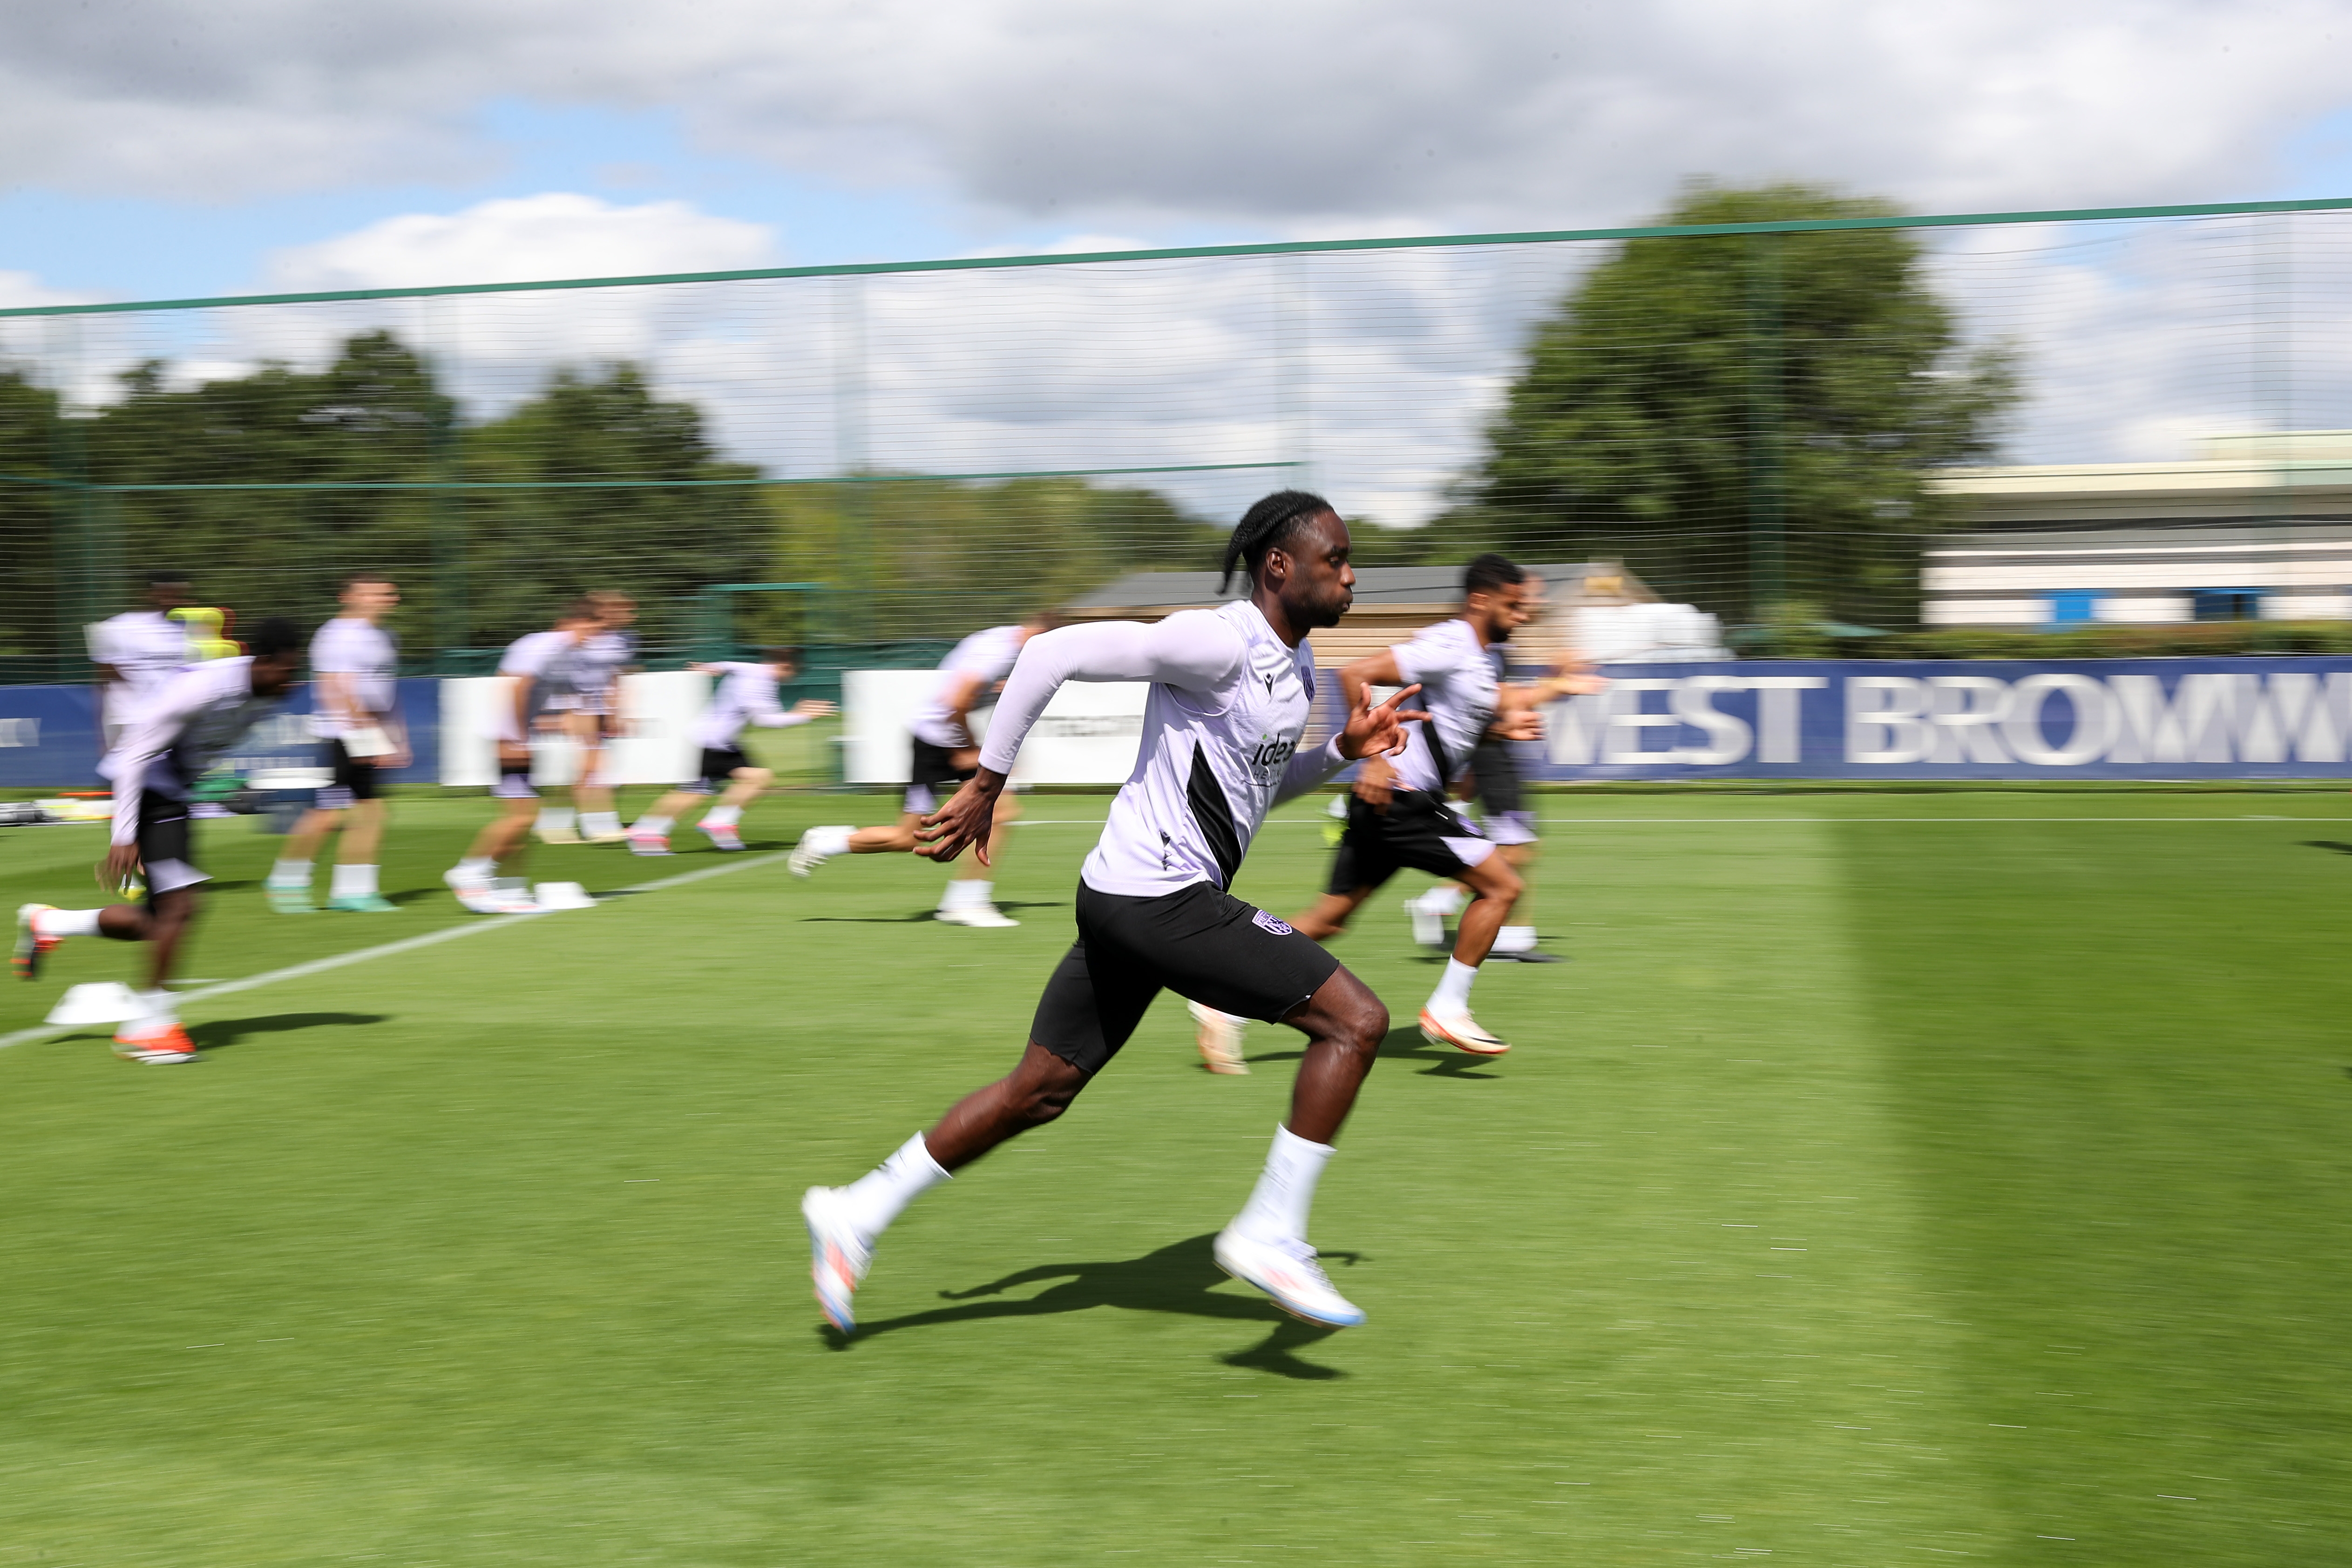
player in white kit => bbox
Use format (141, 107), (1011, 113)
(789, 614), (1051, 927)
(86, 571), (195, 750)
(541, 590), (637, 844)
(443, 604), (592, 914)
(15, 620), (306, 1062)
(801, 493), (1428, 1334)
(626, 649), (836, 854)
(269, 574), (407, 912)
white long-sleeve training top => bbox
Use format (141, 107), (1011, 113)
(691, 662), (816, 750)
(103, 657), (285, 847)
(979, 599), (1349, 897)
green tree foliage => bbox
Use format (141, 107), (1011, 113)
(1442, 183), (2017, 628)
(768, 477), (1224, 645)
(0, 370), (66, 667)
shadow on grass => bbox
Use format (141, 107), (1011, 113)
(821, 1231), (1353, 1379)
(2302, 840), (2352, 856)
(187, 1011), (391, 1052)
(1248, 1023), (1503, 1080)
(803, 900), (1065, 924)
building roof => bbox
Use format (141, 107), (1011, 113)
(1065, 562), (1632, 612)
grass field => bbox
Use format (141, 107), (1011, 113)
(3, 787), (2348, 1566)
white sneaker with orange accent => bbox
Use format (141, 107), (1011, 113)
(626, 830), (672, 856)
(801, 1186), (874, 1334)
(1213, 1229), (1365, 1327)
(13, 903), (59, 981)
(1418, 1006), (1511, 1056)
(1188, 1000), (1249, 1074)
(111, 1022), (197, 1064)
(698, 823), (745, 852)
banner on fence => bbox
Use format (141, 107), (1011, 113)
(1528, 658), (2352, 780)
(0, 679), (443, 790)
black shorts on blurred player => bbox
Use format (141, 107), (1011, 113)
(1028, 881), (1342, 1075)
(1325, 788), (1494, 896)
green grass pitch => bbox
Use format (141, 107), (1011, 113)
(2, 787), (2348, 1565)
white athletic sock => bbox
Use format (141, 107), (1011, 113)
(941, 879), (990, 910)
(268, 858), (312, 889)
(330, 863), (378, 898)
(34, 907), (103, 938)
(454, 856), (495, 880)
(1495, 925), (1538, 954)
(580, 811), (622, 836)
(806, 825), (854, 857)
(537, 807), (576, 833)
(703, 804), (742, 828)
(1428, 958), (1480, 1014)
(836, 1132), (952, 1240)
(1416, 884), (1466, 917)
(634, 814), (673, 836)
(1233, 1124), (1336, 1247)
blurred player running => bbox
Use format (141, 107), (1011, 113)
(14, 619), (305, 1062)
(268, 573), (407, 913)
(1192, 555), (1554, 1068)
(627, 649), (835, 854)
(790, 613), (1051, 927)
(87, 570), (195, 751)
(444, 604), (591, 914)
(801, 492), (1426, 1334)
(542, 589), (638, 844)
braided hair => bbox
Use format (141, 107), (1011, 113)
(1219, 490), (1337, 593)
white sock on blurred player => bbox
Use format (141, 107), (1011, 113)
(1231, 1124), (1335, 1246)
(269, 857), (311, 890)
(329, 863), (378, 898)
(633, 814), (673, 836)
(1495, 925), (1538, 955)
(836, 1132), (953, 1239)
(703, 804), (742, 828)
(1428, 958), (1479, 1014)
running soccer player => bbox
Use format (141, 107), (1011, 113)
(1279, 554), (1548, 1058)
(627, 650), (836, 854)
(444, 605), (592, 914)
(542, 589), (637, 844)
(268, 573), (407, 913)
(790, 613), (1052, 927)
(801, 491), (1427, 1334)
(87, 571), (195, 750)
(14, 619), (306, 1063)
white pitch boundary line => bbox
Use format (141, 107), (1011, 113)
(0, 850), (790, 1054)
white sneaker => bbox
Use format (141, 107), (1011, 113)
(626, 831), (672, 857)
(1418, 1006), (1511, 1056)
(1213, 1229), (1365, 1328)
(935, 904), (1018, 928)
(802, 1186), (874, 1334)
(444, 868), (538, 915)
(1188, 999), (1249, 1074)
(1407, 901), (1448, 949)
(790, 827), (850, 878)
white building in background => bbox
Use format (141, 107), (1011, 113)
(1921, 432), (2352, 627)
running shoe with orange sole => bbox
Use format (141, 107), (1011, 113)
(13, 903), (58, 981)
(112, 1023), (197, 1064)
(1418, 1006), (1512, 1055)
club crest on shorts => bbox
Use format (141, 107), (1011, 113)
(1252, 909), (1295, 937)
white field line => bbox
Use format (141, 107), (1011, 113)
(0, 851), (788, 1054)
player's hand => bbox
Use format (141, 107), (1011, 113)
(103, 842), (142, 888)
(793, 699), (839, 719)
(1551, 670), (1609, 696)
(384, 746), (413, 770)
(918, 768), (1006, 866)
(1336, 682), (1428, 761)
(1351, 752), (1396, 812)
(1492, 707), (1544, 742)
(949, 746), (980, 772)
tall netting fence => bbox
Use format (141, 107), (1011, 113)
(6, 199), (2352, 682)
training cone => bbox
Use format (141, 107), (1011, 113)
(45, 982), (146, 1025)
(532, 881), (596, 911)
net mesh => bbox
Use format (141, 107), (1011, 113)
(3, 200), (2347, 679)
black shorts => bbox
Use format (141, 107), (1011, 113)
(317, 738), (381, 811)
(137, 792), (205, 897)
(686, 746), (752, 794)
(1030, 881), (1342, 1076)
(904, 734), (976, 815)
(492, 747), (538, 801)
(1326, 788), (1495, 896)
(1471, 734), (1538, 846)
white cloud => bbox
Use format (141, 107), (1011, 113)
(263, 193), (778, 291)
(0, 2), (2348, 230)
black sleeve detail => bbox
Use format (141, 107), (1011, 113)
(1186, 741), (1245, 890)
